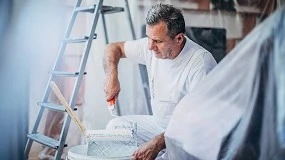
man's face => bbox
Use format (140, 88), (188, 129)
(146, 21), (181, 59)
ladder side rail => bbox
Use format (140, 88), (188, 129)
(54, 0), (104, 159)
(124, 0), (136, 40)
(124, 0), (153, 115)
(101, 14), (109, 44)
(138, 65), (152, 115)
(54, 113), (71, 159)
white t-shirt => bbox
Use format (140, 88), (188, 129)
(124, 37), (217, 128)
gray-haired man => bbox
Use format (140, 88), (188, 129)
(103, 3), (216, 159)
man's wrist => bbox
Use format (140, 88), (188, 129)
(154, 133), (166, 151)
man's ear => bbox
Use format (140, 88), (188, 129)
(176, 33), (184, 45)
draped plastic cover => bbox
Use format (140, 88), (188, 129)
(165, 5), (285, 160)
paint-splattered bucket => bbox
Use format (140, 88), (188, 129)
(67, 145), (133, 160)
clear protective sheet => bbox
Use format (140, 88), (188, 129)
(165, 5), (285, 160)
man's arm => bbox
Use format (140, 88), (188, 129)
(133, 133), (166, 160)
(103, 42), (126, 101)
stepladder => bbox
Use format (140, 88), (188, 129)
(24, 0), (152, 159)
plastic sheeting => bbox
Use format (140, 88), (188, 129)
(165, 5), (285, 160)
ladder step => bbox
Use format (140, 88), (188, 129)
(39, 102), (65, 112)
(50, 71), (87, 77)
(64, 35), (97, 43)
(27, 133), (60, 149)
(75, 5), (124, 14)
(38, 102), (78, 112)
(102, 5), (125, 14)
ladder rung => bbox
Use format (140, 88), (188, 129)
(64, 35), (97, 43)
(50, 71), (87, 77)
(74, 5), (94, 13)
(102, 6), (125, 14)
(27, 133), (60, 149)
(75, 5), (124, 14)
(39, 102), (78, 112)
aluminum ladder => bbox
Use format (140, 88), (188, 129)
(24, 0), (152, 159)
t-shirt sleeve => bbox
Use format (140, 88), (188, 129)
(186, 52), (217, 91)
(124, 37), (149, 65)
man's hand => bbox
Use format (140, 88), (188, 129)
(133, 133), (165, 160)
(104, 72), (120, 101)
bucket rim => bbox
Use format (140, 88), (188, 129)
(68, 145), (134, 160)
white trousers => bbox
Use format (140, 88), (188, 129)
(106, 115), (168, 159)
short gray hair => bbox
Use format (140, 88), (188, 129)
(146, 3), (185, 38)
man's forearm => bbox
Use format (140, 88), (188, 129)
(154, 133), (166, 152)
(133, 132), (166, 159)
(103, 43), (125, 101)
(103, 43), (121, 74)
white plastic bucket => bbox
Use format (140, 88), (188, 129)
(67, 145), (133, 160)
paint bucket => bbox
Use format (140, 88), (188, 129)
(67, 145), (133, 160)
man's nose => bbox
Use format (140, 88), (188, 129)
(148, 39), (156, 50)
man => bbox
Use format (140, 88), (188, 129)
(103, 3), (217, 160)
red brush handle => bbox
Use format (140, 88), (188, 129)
(108, 98), (115, 106)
